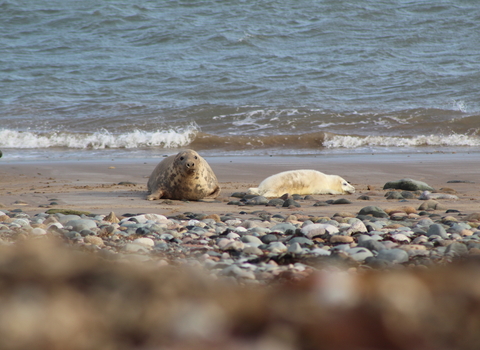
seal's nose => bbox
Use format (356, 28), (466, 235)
(186, 162), (194, 168)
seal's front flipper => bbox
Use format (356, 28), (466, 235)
(207, 185), (221, 198)
(146, 189), (164, 201)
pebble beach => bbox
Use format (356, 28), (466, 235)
(1, 152), (480, 349)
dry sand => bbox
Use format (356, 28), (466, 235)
(1, 151), (479, 218)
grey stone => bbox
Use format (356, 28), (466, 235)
(267, 242), (287, 253)
(358, 239), (386, 252)
(376, 249), (409, 263)
(313, 201), (330, 207)
(417, 218), (435, 227)
(445, 242), (468, 257)
(267, 198), (284, 206)
(288, 236), (314, 246)
(426, 224), (449, 239)
(65, 219), (97, 232)
(287, 242), (303, 254)
(241, 235), (264, 246)
(282, 198), (301, 207)
(311, 248), (331, 256)
(383, 178), (434, 191)
(270, 223), (296, 233)
(64, 231), (82, 239)
(332, 198), (351, 205)
(400, 191), (416, 199)
(261, 234), (280, 244)
(386, 191), (404, 200)
(358, 206), (389, 218)
(449, 222), (472, 233)
(57, 214), (81, 225)
(347, 247), (374, 261)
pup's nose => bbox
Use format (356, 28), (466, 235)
(186, 162), (194, 168)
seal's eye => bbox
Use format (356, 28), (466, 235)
(180, 157), (184, 161)
(194, 156), (198, 159)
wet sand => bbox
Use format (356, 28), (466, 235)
(1, 152), (479, 218)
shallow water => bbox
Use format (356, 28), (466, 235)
(1, 0), (479, 160)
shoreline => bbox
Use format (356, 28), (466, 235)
(1, 152), (479, 217)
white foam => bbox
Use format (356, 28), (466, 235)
(0, 127), (197, 149)
(324, 134), (480, 149)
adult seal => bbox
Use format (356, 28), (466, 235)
(147, 149), (221, 201)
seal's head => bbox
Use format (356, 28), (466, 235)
(340, 177), (355, 194)
(175, 150), (200, 175)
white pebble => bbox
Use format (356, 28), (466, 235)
(31, 227), (47, 236)
(132, 238), (155, 247)
(391, 233), (411, 243)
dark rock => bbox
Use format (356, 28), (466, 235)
(261, 234), (280, 244)
(376, 248), (409, 263)
(386, 191), (404, 200)
(426, 224), (448, 239)
(383, 178), (434, 191)
(282, 198), (301, 208)
(445, 242), (468, 257)
(358, 206), (389, 218)
(332, 198), (351, 205)
(358, 239), (386, 252)
(135, 227), (151, 236)
(267, 198), (285, 206)
(400, 191), (416, 199)
(288, 237), (314, 246)
(313, 201), (330, 207)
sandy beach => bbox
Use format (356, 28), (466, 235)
(1, 151), (480, 350)
(1, 151), (479, 218)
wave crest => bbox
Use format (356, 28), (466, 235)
(0, 127), (198, 149)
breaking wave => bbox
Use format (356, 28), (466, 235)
(323, 133), (480, 148)
(1, 127), (479, 152)
(0, 127), (197, 149)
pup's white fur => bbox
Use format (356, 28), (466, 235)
(248, 169), (355, 197)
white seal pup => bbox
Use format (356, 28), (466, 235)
(248, 169), (355, 197)
(147, 149), (220, 201)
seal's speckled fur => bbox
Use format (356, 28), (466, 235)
(147, 149), (220, 201)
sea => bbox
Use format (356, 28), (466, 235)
(1, 0), (479, 161)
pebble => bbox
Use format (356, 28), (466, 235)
(287, 242), (304, 254)
(376, 249), (409, 263)
(358, 206), (389, 218)
(347, 247), (374, 261)
(330, 235), (354, 244)
(65, 219), (97, 232)
(301, 223), (339, 238)
(85, 235), (104, 246)
(426, 224), (449, 239)
(383, 178), (434, 191)
(0, 192), (478, 284)
(268, 242), (287, 254)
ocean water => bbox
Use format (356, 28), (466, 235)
(1, 0), (479, 161)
